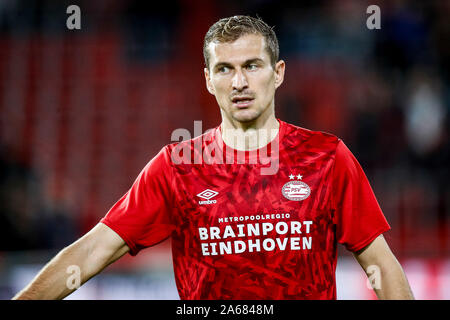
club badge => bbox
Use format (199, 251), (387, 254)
(282, 174), (311, 201)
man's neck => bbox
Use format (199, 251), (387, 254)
(220, 113), (280, 151)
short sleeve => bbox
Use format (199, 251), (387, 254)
(100, 146), (175, 256)
(331, 140), (390, 252)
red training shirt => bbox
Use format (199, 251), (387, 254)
(101, 120), (390, 299)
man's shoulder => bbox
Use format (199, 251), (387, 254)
(281, 120), (341, 150)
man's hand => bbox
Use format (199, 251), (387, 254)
(353, 234), (414, 299)
(12, 223), (129, 300)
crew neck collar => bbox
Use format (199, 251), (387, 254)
(214, 119), (286, 162)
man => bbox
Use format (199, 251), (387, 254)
(13, 15), (414, 300)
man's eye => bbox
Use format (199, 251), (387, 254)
(247, 64), (258, 70)
(218, 66), (230, 73)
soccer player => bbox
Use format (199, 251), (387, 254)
(13, 15), (414, 300)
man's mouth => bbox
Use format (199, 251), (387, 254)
(231, 96), (255, 108)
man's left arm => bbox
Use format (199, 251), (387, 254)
(353, 234), (414, 300)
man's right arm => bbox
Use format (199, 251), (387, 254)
(12, 223), (130, 300)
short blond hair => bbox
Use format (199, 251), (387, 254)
(203, 15), (279, 69)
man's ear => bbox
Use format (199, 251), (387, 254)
(204, 67), (215, 95)
(274, 60), (285, 89)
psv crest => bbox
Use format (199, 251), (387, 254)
(282, 174), (311, 201)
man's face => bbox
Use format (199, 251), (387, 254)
(204, 33), (285, 124)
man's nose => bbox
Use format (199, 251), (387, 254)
(232, 69), (248, 91)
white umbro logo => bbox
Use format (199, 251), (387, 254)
(197, 189), (218, 200)
(197, 189), (218, 205)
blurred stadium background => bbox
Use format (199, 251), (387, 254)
(0, 0), (449, 299)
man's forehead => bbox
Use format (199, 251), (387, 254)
(208, 33), (270, 65)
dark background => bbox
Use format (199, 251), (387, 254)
(0, 0), (448, 299)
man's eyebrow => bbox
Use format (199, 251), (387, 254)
(242, 58), (264, 65)
(213, 58), (265, 70)
(213, 62), (233, 70)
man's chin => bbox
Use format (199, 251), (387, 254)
(231, 110), (261, 123)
